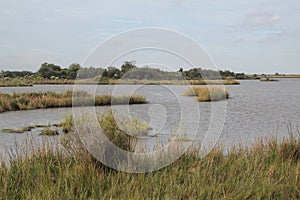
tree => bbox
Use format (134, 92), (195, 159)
(67, 63), (81, 79)
(120, 61), (137, 76)
(102, 69), (108, 78)
(38, 63), (62, 79)
(107, 67), (121, 79)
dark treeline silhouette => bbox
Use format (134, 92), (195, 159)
(1, 61), (254, 80)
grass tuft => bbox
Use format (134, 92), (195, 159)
(39, 127), (59, 136)
(184, 86), (229, 101)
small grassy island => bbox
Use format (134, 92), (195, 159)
(0, 91), (147, 113)
(184, 86), (229, 102)
(260, 78), (279, 82)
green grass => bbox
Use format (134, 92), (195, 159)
(0, 134), (299, 199)
(184, 86), (229, 102)
(0, 91), (147, 113)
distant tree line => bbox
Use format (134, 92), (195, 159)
(37, 63), (80, 79)
(0, 70), (33, 78)
(0, 61), (261, 80)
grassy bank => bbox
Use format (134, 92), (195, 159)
(33, 79), (75, 85)
(258, 75), (300, 79)
(0, 78), (33, 87)
(184, 86), (229, 102)
(0, 78), (240, 87)
(0, 91), (147, 113)
(0, 134), (299, 199)
(189, 79), (240, 85)
(78, 78), (240, 85)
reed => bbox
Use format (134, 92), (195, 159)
(184, 86), (229, 101)
(0, 91), (147, 113)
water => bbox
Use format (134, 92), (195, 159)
(0, 79), (299, 156)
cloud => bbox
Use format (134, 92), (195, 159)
(0, 0), (299, 73)
(240, 10), (281, 27)
(112, 18), (142, 24)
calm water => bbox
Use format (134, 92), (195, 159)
(0, 79), (299, 156)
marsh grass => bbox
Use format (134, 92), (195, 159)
(0, 91), (147, 113)
(105, 79), (240, 85)
(0, 133), (299, 199)
(0, 78), (33, 87)
(39, 127), (59, 136)
(32, 79), (75, 85)
(189, 79), (240, 85)
(60, 111), (150, 151)
(0, 78), (240, 87)
(2, 126), (36, 134)
(260, 78), (279, 82)
(184, 86), (229, 102)
(1, 123), (64, 134)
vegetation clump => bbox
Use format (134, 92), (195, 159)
(2, 126), (35, 134)
(39, 127), (59, 136)
(60, 111), (150, 152)
(260, 78), (279, 82)
(184, 86), (229, 101)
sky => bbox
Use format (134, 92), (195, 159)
(0, 0), (299, 74)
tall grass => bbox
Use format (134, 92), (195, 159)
(0, 133), (299, 199)
(184, 86), (229, 102)
(0, 91), (147, 113)
(60, 111), (150, 152)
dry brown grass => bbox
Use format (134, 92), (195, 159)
(0, 91), (147, 113)
(184, 86), (229, 101)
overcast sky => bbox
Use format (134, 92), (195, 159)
(0, 0), (299, 74)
